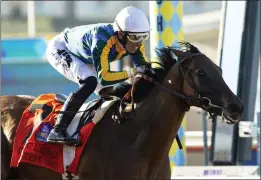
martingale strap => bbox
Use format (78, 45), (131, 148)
(115, 78), (183, 150)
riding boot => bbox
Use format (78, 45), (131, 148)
(47, 76), (97, 145)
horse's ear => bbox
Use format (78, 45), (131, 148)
(190, 44), (201, 53)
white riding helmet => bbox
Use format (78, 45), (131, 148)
(114, 6), (151, 33)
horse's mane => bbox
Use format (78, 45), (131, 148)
(155, 41), (200, 70)
(132, 41), (200, 102)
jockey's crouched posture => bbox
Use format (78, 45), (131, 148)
(46, 6), (155, 145)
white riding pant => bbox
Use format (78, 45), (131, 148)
(45, 33), (104, 95)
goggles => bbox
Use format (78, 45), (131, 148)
(115, 20), (149, 43)
(126, 32), (149, 43)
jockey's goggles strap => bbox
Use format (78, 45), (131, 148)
(127, 32), (149, 43)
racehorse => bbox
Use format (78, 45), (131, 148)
(1, 42), (244, 180)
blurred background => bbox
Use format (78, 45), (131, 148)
(1, 0), (260, 175)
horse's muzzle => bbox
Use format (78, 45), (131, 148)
(222, 98), (244, 123)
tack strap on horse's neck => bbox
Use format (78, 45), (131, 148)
(118, 53), (213, 117)
(149, 79), (191, 103)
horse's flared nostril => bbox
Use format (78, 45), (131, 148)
(227, 103), (243, 114)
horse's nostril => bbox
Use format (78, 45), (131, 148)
(227, 103), (242, 114)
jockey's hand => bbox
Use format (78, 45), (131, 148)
(135, 65), (156, 76)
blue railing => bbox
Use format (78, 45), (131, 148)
(1, 38), (97, 100)
(2, 38), (47, 63)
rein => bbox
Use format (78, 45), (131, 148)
(123, 53), (224, 118)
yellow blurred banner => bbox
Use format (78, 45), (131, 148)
(149, 0), (187, 169)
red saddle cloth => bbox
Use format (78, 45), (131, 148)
(10, 93), (95, 175)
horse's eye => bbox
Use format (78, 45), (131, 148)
(196, 69), (206, 77)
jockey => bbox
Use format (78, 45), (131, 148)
(46, 6), (154, 145)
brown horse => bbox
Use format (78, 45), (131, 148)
(1, 43), (244, 180)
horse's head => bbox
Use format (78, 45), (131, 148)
(153, 42), (244, 124)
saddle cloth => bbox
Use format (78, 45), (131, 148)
(10, 93), (117, 176)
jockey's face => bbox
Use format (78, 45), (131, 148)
(117, 31), (143, 54)
(125, 39), (142, 54)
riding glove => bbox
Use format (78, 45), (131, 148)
(135, 65), (156, 76)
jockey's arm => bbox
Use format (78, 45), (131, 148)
(130, 44), (150, 66)
(91, 36), (135, 86)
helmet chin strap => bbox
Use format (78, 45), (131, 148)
(117, 32), (128, 49)
(115, 20), (131, 50)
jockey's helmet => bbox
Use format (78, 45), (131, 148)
(114, 6), (150, 43)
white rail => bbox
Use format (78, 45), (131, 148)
(185, 131), (258, 148)
(171, 166), (260, 178)
(27, 1), (36, 38)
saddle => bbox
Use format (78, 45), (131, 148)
(54, 93), (134, 125)
(28, 94), (119, 139)
(53, 94), (120, 136)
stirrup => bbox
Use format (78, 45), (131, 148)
(121, 110), (136, 120)
(48, 137), (81, 146)
(47, 131), (81, 146)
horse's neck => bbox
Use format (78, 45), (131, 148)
(127, 67), (186, 178)
(134, 67), (187, 157)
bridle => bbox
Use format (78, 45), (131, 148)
(148, 52), (235, 123)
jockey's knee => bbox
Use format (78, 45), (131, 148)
(79, 76), (97, 86)
(76, 76), (97, 99)
(98, 86), (114, 98)
(99, 82), (132, 99)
